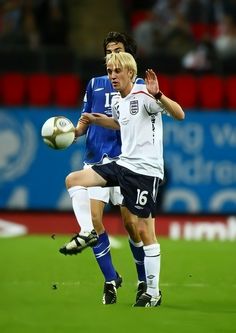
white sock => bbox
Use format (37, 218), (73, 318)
(68, 186), (94, 234)
(144, 243), (161, 298)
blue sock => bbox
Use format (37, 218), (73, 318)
(129, 238), (146, 282)
(93, 232), (117, 282)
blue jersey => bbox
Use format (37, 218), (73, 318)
(81, 75), (144, 164)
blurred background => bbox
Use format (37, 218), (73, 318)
(0, 0), (236, 239)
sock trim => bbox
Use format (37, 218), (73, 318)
(129, 237), (143, 247)
(68, 185), (87, 198)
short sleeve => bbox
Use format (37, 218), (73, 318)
(81, 78), (94, 114)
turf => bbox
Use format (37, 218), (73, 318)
(0, 235), (235, 333)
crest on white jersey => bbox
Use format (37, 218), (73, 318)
(130, 100), (139, 115)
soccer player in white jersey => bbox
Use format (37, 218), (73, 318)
(59, 32), (148, 305)
(64, 52), (185, 307)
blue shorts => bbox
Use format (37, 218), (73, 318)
(92, 161), (161, 218)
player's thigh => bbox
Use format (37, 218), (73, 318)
(66, 168), (107, 188)
(119, 170), (159, 218)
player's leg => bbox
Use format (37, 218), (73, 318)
(120, 206), (147, 300)
(133, 217), (162, 307)
(116, 167), (161, 307)
(59, 168), (106, 254)
(89, 190), (122, 305)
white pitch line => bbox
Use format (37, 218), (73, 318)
(2, 281), (236, 288)
(161, 283), (236, 288)
(161, 283), (207, 288)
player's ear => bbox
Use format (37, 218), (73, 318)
(128, 69), (134, 81)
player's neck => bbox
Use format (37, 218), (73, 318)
(120, 82), (134, 97)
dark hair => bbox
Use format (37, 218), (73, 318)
(103, 31), (137, 57)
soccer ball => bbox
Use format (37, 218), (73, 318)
(41, 116), (75, 150)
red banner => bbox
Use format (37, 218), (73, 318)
(0, 211), (235, 240)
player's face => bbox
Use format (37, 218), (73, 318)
(107, 63), (133, 97)
(106, 42), (125, 55)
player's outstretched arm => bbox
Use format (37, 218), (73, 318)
(81, 113), (120, 130)
(145, 69), (185, 121)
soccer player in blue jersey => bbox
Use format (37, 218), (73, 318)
(59, 32), (147, 304)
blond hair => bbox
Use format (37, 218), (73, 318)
(106, 52), (137, 81)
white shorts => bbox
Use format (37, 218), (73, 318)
(84, 158), (123, 205)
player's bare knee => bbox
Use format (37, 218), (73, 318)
(65, 173), (72, 189)
(65, 172), (79, 189)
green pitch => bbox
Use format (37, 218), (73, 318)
(0, 235), (235, 333)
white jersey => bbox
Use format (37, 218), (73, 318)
(112, 83), (168, 179)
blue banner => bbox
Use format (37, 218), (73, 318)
(163, 111), (236, 213)
(0, 108), (84, 210)
(0, 109), (236, 213)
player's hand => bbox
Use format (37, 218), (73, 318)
(80, 113), (96, 124)
(145, 69), (160, 97)
(79, 114), (91, 124)
(74, 115), (90, 137)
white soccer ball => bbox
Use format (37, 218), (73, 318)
(41, 116), (75, 150)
